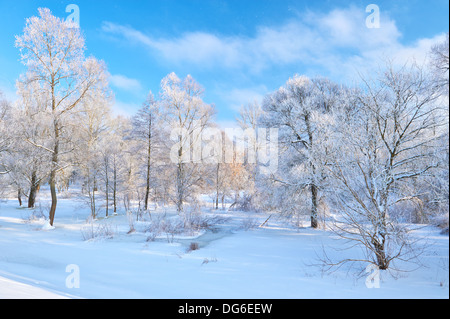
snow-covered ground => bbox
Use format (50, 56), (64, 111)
(0, 196), (448, 299)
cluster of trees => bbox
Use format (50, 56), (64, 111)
(0, 9), (252, 226)
(247, 35), (449, 270)
(0, 8), (448, 271)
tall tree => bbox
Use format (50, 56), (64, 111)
(0, 92), (11, 178)
(430, 33), (449, 94)
(132, 92), (161, 212)
(76, 89), (112, 219)
(15, 8), (109, 226)
(10, 79), (53, 208)
(160, 73), (215, 213)
(260, 75), (341, 228)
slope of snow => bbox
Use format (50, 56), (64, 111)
(0, 275), (69, 299)
(0, 197), (448, 299)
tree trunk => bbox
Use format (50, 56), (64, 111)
(105, 167), (109, 217)
(49, 82), (59, 227)
(49, 139), (59, 226)
(17, 188), (22, 207)
(49, 169), (58, 226)
(28, 171), (39, 208)
(215, 163), (220, 210)
(91, 175), (97, 219)
(372, 237), (388, 270)
(144, 134), (151, 211)
(176, 162), (184, 213)
(311, 184), (319, 229)
(176, 139), (184, 213)
(113, 158), (117, 214)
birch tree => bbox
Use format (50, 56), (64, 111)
(160, 73), (215, 213)
(76, 89), (112, 219)
(15, 8), (109, 226)
(132, 91), (162, 212)
(8, 81), (52, 207)
(0, 92), (11, 195)
(0, 92), (10, 163)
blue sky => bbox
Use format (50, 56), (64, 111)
(0, 0), (448, 126)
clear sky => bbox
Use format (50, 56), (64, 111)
(0, 0), (448, 126)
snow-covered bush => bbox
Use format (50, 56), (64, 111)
(81, 221), (116, 241)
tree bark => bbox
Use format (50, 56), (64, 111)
(176, 141), (184, 213)
(144, 125), (152, 211)
(176, 163), (185, 213)
(215, 163), (220, 210)
(105, 162), (109, 217)
(17, 188), (22, 207)
(311, 184), (319, 229)
(28, 170), (40, 208)
(49, 120), (59, 226)
(49, 169), (58, 226)
(113, 157), (117, 214)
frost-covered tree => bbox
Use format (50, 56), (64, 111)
(15, 8), (109, 226)
(430, 33), (449, 94)
(427, 34), (450, 232)
(7, 80), (52, 207)
(160, 72), (215, 213)
(97, 119), (124, 217)
(201, 129), (236, 210)
(0, 92), (11, 198)
(76, 89), (112, 219)
(0, 92), (10, 167)
(327, 62), (445, 270)
(232, 102), (262, 211)
(260, 76), (342, 228)
(109, 116), (131, 214)
(131, 91), (162, 212)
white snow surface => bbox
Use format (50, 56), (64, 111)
(0, 196), (448, 299)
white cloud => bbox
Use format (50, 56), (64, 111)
(223, 86), (267, 112)
(109, 74), (142, 93)
(390, 34), (448, 64)
(310, 6), (401, 50)
(111, 100), (138, 118)
(102, 6), (445, 82)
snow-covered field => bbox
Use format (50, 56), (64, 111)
(0, 196), (448, 299)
